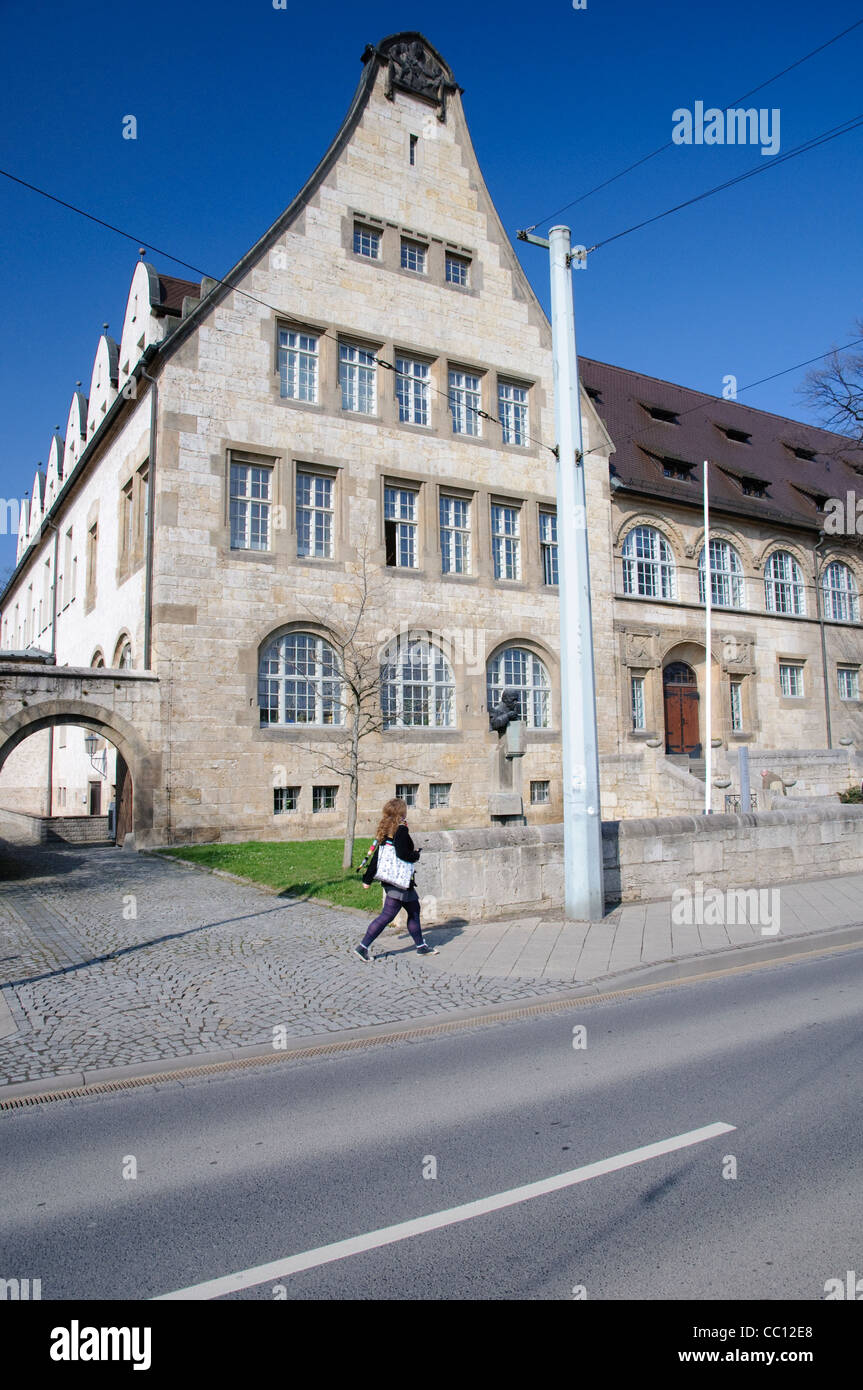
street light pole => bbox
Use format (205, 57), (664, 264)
(518, 225), (603, 920)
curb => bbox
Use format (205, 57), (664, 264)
(3, 920), (863, 1104)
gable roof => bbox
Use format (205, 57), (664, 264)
(581, 357), (863, 533)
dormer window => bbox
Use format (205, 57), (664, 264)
(585, 386), (602, 403)
(740, 478), (768, 497)
(787, 444), (817, 461)
(662, 461), (693, 481)
(719, 426), (751, 444)
(643, 404), (679, 424)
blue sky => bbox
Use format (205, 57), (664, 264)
(2, 0), (862, 579)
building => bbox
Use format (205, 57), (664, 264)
(2, 31), (863, 848)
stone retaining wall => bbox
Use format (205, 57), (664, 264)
(416, 802), (863, 921)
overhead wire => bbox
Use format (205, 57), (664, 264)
(0, 167), (557, 455)
(523, 15), (863, 231)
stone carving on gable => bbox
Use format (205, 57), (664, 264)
(365, 36), (459, 121)
(621, 628), (659, 669)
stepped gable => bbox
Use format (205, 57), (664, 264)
(581, 357), (863, 532)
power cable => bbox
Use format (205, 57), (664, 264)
(524, 16), (863, 230)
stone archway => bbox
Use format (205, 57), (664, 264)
(0, 701), (157, 846)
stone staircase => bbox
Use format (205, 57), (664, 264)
(665, 754), (706, 782)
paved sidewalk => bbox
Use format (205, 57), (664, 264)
(1, 835), (861, 1089)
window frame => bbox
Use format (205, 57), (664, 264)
(448, 367), (483, 437)
(764, 550), (805, 615)
(699, 539), (745, 609)
(384, 483), (421, 570)
(380, 636), (456, 730)
(491, 501), (522, 581)
(395, 355), (431, 427)
(230, 458), (273, 552)
(821, 561), (860, 623)
(486, 646), (551, 729)
(339, 340), (377, 416)
(278, 326), (320, 404)
(779, 662), (805, 698)
(400, 237), (428, 274)
(498, 379), (530, 447)
(258, 631), (344, 728)
(295, 468), (335, 560)
(622, 526), (675, 600)
(439, 492), (472, 575)
(539, 508), (558, 586)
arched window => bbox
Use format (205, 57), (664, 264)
(699, 539), (744, 608)
(764, 551), (805, 615)
(114, 637), (133, 669)
(91, 649), (105, 668)
(259, 632), (343, 726)
(380, 637), (455, 729)
(622, 526), (675, 599)
(487, 647), (551, 729)
(822, 561), (859, 623)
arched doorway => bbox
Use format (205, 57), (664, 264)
(0, 722), (133, 847)
(663, 661), (701, 755)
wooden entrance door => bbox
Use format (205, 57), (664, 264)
(663, 662), (700, 754)
(88, 781), (102, 816)
(115, 754), (133, 844)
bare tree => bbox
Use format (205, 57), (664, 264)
(800, 321), (863, 442)
(295, 530), (424, 869)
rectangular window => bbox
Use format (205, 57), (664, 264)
(539, 509), (558, 585)
(779, 663), (804, 698)
(278, 328), (318, 402)
(396, 783), (418, 808)
(63, 528), (74, 606)
(339, 342), (376, 414)
(530, 779), (550, 805)
(498, 381), (529, 447)
(86, 523), (98, 605)
(401, 238), (427, 273)
(449, 369), (482, 436)
(838, 667), (859, 700)
(121, 480), (134, 561)
(409, 134), (418, 166)
(353, 224), (380, 259)
(429, 783), (451, 809)
(230, 461), (272, 551)
(273, 787), (300, 814)
(312, 785), (338, 812)
(136, 463), (149, 546)
(631, 675), (646, 730)
(445, 253), (469, 286)
(395, 356), (430, 426)
(296, 470), (334, 559)
(730, 678), (743, 730)
(384, 485), (419, 568)
(491, 503), (521, 580)
(440, 494), (471, 575)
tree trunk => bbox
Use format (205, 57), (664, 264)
(342, 721), (360, 869)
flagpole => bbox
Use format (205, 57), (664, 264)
(703, 459), (712, 814)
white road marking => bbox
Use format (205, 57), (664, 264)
(155, 1121), (734, 1300)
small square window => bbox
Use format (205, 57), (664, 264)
(779, 663), (804, 698)
(396, 783), (418, 808)
(429, 783), (451, 809)
(401, 238), (427, 274)
(530, 780), (550, 805)
(445, 253), (469, 286)
(312, 785), (338, 812)
(353, 224), (380, 259)
(274, 787), (300, 814)
(838, 667), (859, 700)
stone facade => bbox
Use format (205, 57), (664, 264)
(3, 31), (863, 849)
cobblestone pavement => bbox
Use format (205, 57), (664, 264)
(0, 840), (574, 1086)
(2, 838), (860, 1088)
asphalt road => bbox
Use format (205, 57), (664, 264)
(2, 945), (863, 1301)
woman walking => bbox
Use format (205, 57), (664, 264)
(355, 798), (438, 961)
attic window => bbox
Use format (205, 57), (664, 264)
(720, 426), (751, 444)
(643, 404), (679, 424)
(740, 478), (768, 497)
(789, 445), (817, 461)
(585, 386), (602, 403)
(662, 461), (694, 481)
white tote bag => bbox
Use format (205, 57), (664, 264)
(374, 839), (413, 890)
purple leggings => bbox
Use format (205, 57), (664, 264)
(362, 893), (423, 947)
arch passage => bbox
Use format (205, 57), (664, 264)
(663, 662), (700, 755)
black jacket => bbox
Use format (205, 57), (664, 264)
(362, 825), (421, 890)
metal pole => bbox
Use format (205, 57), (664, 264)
(703, 460), (712, 814)
(548, 225), (603, 919)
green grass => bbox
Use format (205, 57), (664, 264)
(157, 838), (375, 909)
